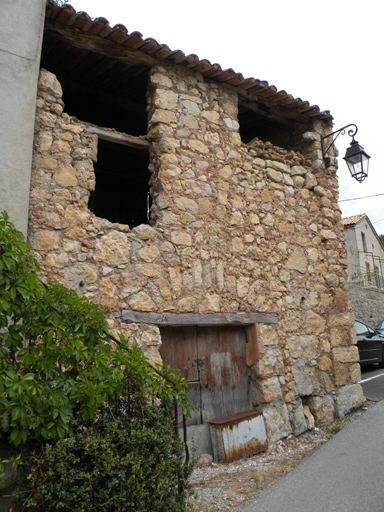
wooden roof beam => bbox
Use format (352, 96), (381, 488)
(45, 21), (156, 68)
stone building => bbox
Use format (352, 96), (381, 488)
(2, 0), (364, 453)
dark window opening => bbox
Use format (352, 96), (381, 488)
(88, 139), (151, 228)
(362, 232), (367, 252)
(58, 75), (148, 135)
(237, 97), (307, 153)
(40, 32), (149, 135)
(40, 32), (153, 228)
(238, 102), (295, 149)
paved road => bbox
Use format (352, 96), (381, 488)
(240, 376), (384, 512)
(360, 365), (384, 401)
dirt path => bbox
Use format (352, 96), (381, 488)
(189, 403), (373, 511)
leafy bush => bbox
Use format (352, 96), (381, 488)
(22, 398), (192, 512)
(0, 212), (193, 510)
(0, 211), (128, 445)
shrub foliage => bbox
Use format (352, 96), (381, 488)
(0, 212), (193, 511)
(24, 399), (191, 511)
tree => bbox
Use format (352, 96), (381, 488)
(0, 212), (193, 511)
(0, 211), (128, 445)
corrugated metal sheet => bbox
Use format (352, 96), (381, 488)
(44, 0), (332, 127)
(209, 410), (268, 462)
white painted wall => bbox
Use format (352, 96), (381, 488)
(0, 0), (46, 235)
(345, 217), (384, 287)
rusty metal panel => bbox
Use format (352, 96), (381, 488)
(209, 410), (268, 463)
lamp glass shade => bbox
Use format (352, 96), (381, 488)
(343, 140), (370, 183)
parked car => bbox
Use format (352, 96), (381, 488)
(375, 319), (384, 336)
(355, 319), (384, 367)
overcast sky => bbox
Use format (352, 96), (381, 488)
(69, 0), (384, 233)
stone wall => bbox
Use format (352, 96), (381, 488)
(349, 285), (384, 327)
(28, 66), (364, 442)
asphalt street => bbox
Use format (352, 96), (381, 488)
(239, 368), (384, 512)
(360, 365), (384, 402)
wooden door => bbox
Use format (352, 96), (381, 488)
(159, 325), (250, 426)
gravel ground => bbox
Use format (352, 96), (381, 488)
(188, 402), (373, 512)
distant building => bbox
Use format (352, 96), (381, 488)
(342, 214), (384, 289)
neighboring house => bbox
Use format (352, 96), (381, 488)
(342, 214), (384, 289)
(342, 214), (384, 329)
(1, 0), (364, 455)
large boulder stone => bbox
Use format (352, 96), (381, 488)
(292, 359), (321, 396)
(307, 395), (335, 425)
(262, 401), (292, 444)
(335, 384), (364, 417)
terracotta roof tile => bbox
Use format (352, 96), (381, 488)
(45, 0), (332, 124)
(341, 214), (367, 226)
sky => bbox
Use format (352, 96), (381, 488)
(69, 0), (384, 233)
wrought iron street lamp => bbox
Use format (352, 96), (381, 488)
(321, 124), (370, 182)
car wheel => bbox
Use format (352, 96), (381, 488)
(379, 346), (384, 368)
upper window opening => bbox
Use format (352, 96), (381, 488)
(362, 232), (367, 252)
(58, 72), (148, 135)
(238, 98), (296, 150)
(40, 32), (149, 135)
(40, 32), (153, 228)
(88, 139), (151, 228)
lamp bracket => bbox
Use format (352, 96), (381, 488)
(321, 124), (358, 168)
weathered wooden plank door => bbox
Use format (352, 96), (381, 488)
(159, 326), (202, 426)
(159, 325), (250, 426)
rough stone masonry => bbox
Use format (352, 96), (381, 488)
(27, 65), (363, 443)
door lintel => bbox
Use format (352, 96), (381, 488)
(122, 311), (278, 327)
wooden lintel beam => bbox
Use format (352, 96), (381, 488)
(84, 125), (150, 151)
(45, 21), (156, 68)
(122, 311), (278, 326)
